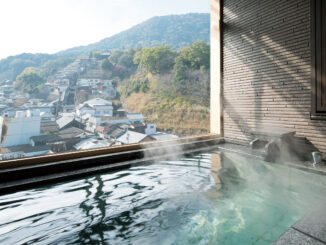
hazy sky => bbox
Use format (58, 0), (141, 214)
(0, 0), (210, 60)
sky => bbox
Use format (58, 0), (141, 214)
(0, 0), (210, 60)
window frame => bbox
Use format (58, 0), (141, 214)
(0, 0), (224, 186)
(0, 135), (222, 193)
(0, 134), (221, 170)
(311, 0), (326, 119)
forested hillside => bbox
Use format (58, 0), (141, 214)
(111, 42), (210, 135)
(0, 13), (210, 135)
(58, 13), (209, 56)
(0, 13), (209, 82)
(10, 42), (210, 135)
(0, 53), (74, 82)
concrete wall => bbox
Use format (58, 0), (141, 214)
(222, 0), (326, 152)
(0, 116), (41, 147)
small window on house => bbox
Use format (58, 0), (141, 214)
(312, 0), (326, 116)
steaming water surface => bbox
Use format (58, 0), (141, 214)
(1, 151), (326, 244)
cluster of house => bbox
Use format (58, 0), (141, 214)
(42, 55), (117, 118)
(77, 78), (116, 98)
(0, 54), (177, 160)
(0, 97), (177, 160)
(46, 56), (115, 97)
(0, 83), (29, 110)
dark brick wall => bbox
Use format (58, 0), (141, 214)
(223, 0), (326, 152)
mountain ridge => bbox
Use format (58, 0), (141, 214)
(0, 13), (210, 81)
(57, 13), (210, 56)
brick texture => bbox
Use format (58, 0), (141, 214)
(222, 0), (326, 152)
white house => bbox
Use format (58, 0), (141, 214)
(76, 98), (113, 117)
(116, 130), (153, 145)
(0, 110), (41, 147)
(0, 145), (53, 160)
(127, 113), (145, 124)
(85, 115), (133, 132)
(74, 138), (109, 150)
(77, 104), (95, 117)
(145, 124), (157, 135)
(101, 80), (113, 87)
(149, 133), (178, 141)
(77, 79), (102, 87)
(40, 112), (56, 122)
(0, 85), (14, 95)
(100, 87), (116, 98)
(28, 106), (52, 115)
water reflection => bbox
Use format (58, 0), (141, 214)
(78, 176), (106, 244)
(1, 151), (326, 244)
(210, 152), (222, 184)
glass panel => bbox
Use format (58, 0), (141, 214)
(321, 0), (326, 110)
(0, 0), (210, 160)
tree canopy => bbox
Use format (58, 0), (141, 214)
(176, 41), (210, 70)
(0, 14), (209, 82)
(100, 59), (114, 71)
(133, 46), (176, 74)
(108, 50), (124, 66)
(58, 13), (209, 57)
(40, 57), (74, 78)
(14, 68), (45, 96)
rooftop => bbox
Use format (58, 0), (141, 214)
(0, 145), (52, 154)
(74, 138), (109, 150)
(82, 98), (112, 107)
(56, 115), (80, 129)
(116, 130), (149, 144)
(31, 127), (89, 143)
(40, 121), (59, 134)
(150, 133), (178, 141)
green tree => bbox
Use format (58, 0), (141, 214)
(134, 46), (176, 74)
(108, 50), (124, 66)
(40, 58), (74, 77)
(10, 59), (36, 80)
(100, 59), (114, 71)
(14, 68), (45, 96)
(170, 42), (210, 97)
(117, 49), (137, 68)
(119, 74), (149, 97)
(177, 41), (210, 70)
(173, 59), (188, 83)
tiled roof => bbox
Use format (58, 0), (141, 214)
(74, 138), (109, 150)
(116, 130), (148, 144)
(95, 126), (111, 133)
(56, 116), (75, 129)
(40, 121), (59, 133)
(107, 127), (125, 139)
(31, 127), (87, 143)
(83, 98), (112, 107)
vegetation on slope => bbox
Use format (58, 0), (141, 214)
(122, 93), (209, 135)
(14, 68), (45, 98)
(0, 53), (54, 82)
(0, 12), (211, 136)
(0, 54), (74, 85)
(58, 13), (210, 56)
(116, 42), (210, 135)
(0, 13), (209, 83)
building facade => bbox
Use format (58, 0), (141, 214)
(0, 110), (41, 147)
(218, 0), (326, 153)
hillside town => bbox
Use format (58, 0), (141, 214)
(0, 53), (178, 160)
